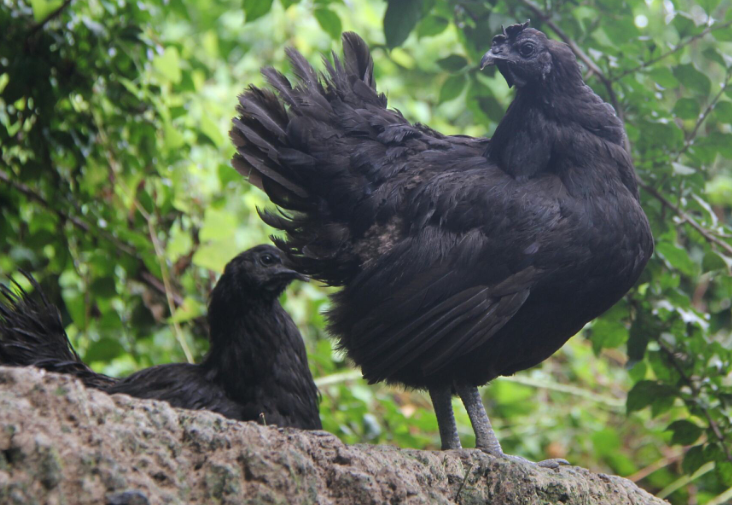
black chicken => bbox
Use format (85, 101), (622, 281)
(0, 245), (321, 430)
(230, 23), (653, 463)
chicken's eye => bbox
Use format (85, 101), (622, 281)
(519, 42), (535, 57)
(260, 254), (277, 265)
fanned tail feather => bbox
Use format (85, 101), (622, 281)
(230, 32), (389, 286)
(0, 272), (115, 389)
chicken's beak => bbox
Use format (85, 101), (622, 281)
(273, 265), (309, 283)
(480, 50), (499, 70)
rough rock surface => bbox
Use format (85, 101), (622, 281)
(0, 366), (666, 505)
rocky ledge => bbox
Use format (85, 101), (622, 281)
(0, 366), (666, 504)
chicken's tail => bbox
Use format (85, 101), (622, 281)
(231, 32), (393, 286)
(0, 272), (115, 389)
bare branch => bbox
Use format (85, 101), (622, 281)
(137, 201), (195, 364)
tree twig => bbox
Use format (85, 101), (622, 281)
(638, 179), (732, 257)
(708, 485), (732, 505)
(140, 271), (184, 307)
(145, 216), (194, 363)
(627, 452), (683, 482)
(313, 369), (625, 408)
(675, 68), (732, 160)
(128, 192), (194, 363)
(658, 461), (715, 499)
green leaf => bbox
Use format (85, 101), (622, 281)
(314, 8), (342, 40)
(30, 0), (63, 23)
(476, 95), (504, 123)
(591, 428), (620, 457)
(170, 296), (205, 323)
(648, 68), (679, 89)
(602, 17), (639, 41)
(153, 47), (182, 84)
(656, 241), (697, 276)
(166, 223), (193, 261)
(591, 317), (628, 350)
(703, 48), (727, 69)
(280, 0), (299, 8)
(712, 25), (732, 42)
(244, 0), (274, 23)
(192, 241), (237, 272)
(682, 445), (707, 474)
(627, 380), (658, 413)
(705, 443), (728, 462)
(627, 381), (674, 413)
(437, 55), (468, 72)
(717, 461), (732, 486)
(712, 132), (732, 158)
(200, 115), (224, 146)
(674, 64), (712, 96)
(707, 175), (732, 205)
(671, 162), (696, 176)
(438, 75), (466, 103)
(715, 101), (732, 123)
(667, 420), (702, 445)
(85, 337), (125, 363)
(91, 277), (116, 298)
(651, 395), (676, 417)
(163, 122), (185, 151)
(702, 251), (728, 272)
(672, 98), (700, 120)
(417, 15), (449, 38)
(628, 312), (658, 363)
(699, 0), (722, 14)
(384, 0), (423, 49)
(672, 13), (696, 37)
(200, 208), (237, 241)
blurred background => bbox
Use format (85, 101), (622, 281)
(1, 0), (731, 502)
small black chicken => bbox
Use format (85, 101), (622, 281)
(230, 23), (652, 464)
(0, 245), (321, 430)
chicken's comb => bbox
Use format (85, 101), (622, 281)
(491, 20), (531, 44)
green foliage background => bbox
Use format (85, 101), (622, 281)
(2, 0), (732, 502)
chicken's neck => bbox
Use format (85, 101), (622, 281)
(488, 90), (557, 180)
(202, 281), (287, 399)
(488, 77), (635, 195)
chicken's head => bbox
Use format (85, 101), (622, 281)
(480, 21), (558, 88)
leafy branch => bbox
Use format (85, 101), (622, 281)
(638, 180), (732, 258)
(611, 20), (732, 82)
(0, 168), (186, 307)
(658, 340), (732, 463)
(676, 67), (732, 160)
